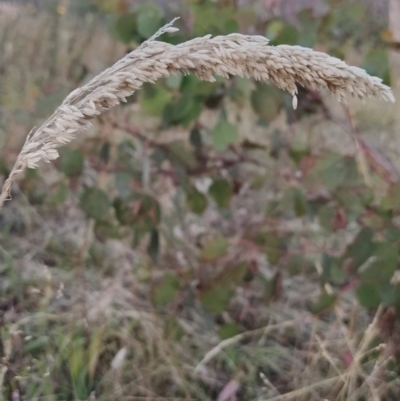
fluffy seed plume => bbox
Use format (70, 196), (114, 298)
(0, 19), (395, 208)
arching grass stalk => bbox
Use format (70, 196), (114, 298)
(0, 18), (395, 207)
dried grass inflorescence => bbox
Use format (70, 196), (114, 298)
(0, 19), (395, 207)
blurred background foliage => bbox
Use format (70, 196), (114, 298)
(1, 0), (400, 400)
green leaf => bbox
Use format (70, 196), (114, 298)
(310, 292), (338, 315)
(94, 221), (121, 240)
(318, 205), (335, 231)
(209, 178), (233, 209)
(191, 3), (237, 36)
(163, 93), (202, 127)
(211, 120), (239, 151)
(46, 181), (68, 206)
(190, 128), (203, 149)
(251, 83), (283, 121)
(213, 263), (248, 287)
(360, 242), (398, 284)
(381, 182), (400, 211)
(59, 149), (84, 177)
(357, 283), (381, 309)
(362, 49), (390, 86)
(219, 322), (240, 339)
(36, 88), (70, 116)
(165, 317), (184, 341)
(308, 153), (359, 191)
(80, 188), (110, 221)
(200, 286), (233, 314)
(167, 141), (197, 168)
(200, 237), (229, 262)
(186, 186), (207, 215)
(321, 254), (347, 285)
(384, 226), (400, 241)
(288, 141), (310, 165)
(151, 273), (180, 306)
(261, 233), (289, 265)
(282, 187), (308, 217)
(136, 3), (164, 39)
(141, 84), (173, 116)
(286, 254), (313, 276)
(115, 172), (134, 200)
(230, 77), (253, 106)
(242, 139), (268, 151)
(380, 281), (396, 306)
(147, 229), (159, 262)
(109, 12), (139, 44)
(341, 227), (375, 274)
(266, 19), (298, 45)
(114, 193), (161, 233)
(297, 9), (319, 47)
(337, 189), (369, 221)
(166, 73), (183, 89)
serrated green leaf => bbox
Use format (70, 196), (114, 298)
(336, 189), (368, 221)
(218, 322), (240, 339)
(46, 181), (68, 206)
(167, 141), (197, 168)
(190, 128), (203, 149)
(213, 263), (248, 287)
(209, 178), (233, 209)
(362, 49), (390, 86)
(114, 172), (133, 200)
(357, 283), (381, 309)
(59, 149), (84, 177)
(165, 317), (184, 341)
(321, 254), (347, 285)
(114, 193), (161, 233)
(251, 83), (283, 121)
(94, 221), (121, 240)
(283, 186), (308, 217)
(200, 237), (229, 261)
(147, 229), (159, 262)
(186, 186), (207, 215)
(381, 182), (400, 211)
(309, 153), (359, 190)
(384, 226), (400, 241)
(341, 227), (375, 273)
(109, 12), (139, 44)
(141, 85), (173, 116)
(163, 93), (202, 127)
(361, 242), (398, 284)
(200, 286), (233, 314)
(318, 205), (335, 231)
(266, 19), (298, 45)
(211, 120), (239, 151)
(310, 292), (337, 315)
(380, 281), (396, 306)
(297, 9), (319, 47)
(287, 254), (313, 276)
(254, 232), (290, 265)
(230, 77), (253, 106)
(288, 142), (310, 165)
(151, 273), (180, 306)
(99, 142), (110, 163)
(136, 3), (164, 39)
(80, 188), (110, 221)
(166, 73), (183, 89)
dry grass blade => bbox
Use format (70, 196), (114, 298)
(0, 19), (395, 208)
